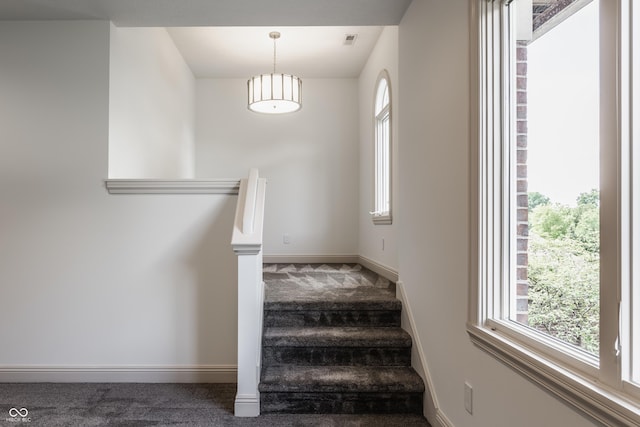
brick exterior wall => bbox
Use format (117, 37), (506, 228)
(515, 41), (529, 325)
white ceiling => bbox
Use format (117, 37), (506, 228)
(167, 26), (384, 78)
(0, 0), (412, 26)
(0, 0), (409, 79)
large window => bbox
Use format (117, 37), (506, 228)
(511, 1), (600, 357)
(469, 0), (640, 424)
(372, 71), (392, 224)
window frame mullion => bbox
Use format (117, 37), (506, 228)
(600, 0), (624, 389)
(501, 0), (517, 323)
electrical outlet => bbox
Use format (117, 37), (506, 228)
(283, 234), (290, 244)
(464, 381), (473, 414)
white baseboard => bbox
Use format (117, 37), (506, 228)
(234, 393), (260, 417)
(396, 281), (452, 427)
(357, 255), (399, 282)
(0, 365), (237, 383)
(435, 411), (455, 427)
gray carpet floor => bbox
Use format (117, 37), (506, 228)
(0, 383), (430, 426)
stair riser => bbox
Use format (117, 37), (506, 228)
(261, 392), (423, 414)
(264, 310), (401, 327)
(262, 346), (411, 367)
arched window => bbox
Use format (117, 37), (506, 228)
(373, 71), (392, 224)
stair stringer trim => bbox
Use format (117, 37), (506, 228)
(396, 281), (454, 427)
(357, 255), (399, 282)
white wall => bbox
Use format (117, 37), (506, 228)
(358, 26), (399, 271)
(109, 26), (195, 179)
(0, 21), (237, 381)
(398, 1), (597, 426)
(195, 78), (359, 257)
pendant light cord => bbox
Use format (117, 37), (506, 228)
(272, 36), (277, 74)
(269, 31), (280, 75)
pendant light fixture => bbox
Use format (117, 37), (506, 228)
(247, 31), (302, 114)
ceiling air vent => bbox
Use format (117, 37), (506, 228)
(344, 34), (358, 46)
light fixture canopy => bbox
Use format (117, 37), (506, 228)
(248, 32), (302, 114)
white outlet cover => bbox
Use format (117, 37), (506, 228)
(464, 381), (473, 414)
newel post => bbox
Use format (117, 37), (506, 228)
(233, 246), (262, 416)
(231, 169), (266, 417)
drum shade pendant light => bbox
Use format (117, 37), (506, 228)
(247, 32), (302, 114)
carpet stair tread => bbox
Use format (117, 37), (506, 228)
(260, 366), (425, 393)
(263, 309), (401, 327)
(264, 298), (401, 311)
(263, 326), (412, 347)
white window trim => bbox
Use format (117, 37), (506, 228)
(468, 0), (640, 425)
(372, 70), (392, 225)
(622, 0), (640, 403)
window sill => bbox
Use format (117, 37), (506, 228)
(467, 323), (640, 426)
(105, 179), (240, 195)
(372, 214), (392, 225)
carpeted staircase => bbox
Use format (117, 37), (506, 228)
(259, 264), (425, 414)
